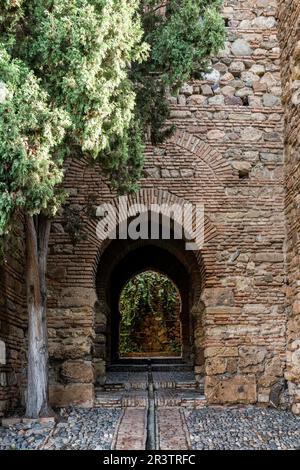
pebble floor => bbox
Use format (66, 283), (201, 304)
(185, 406), (300, 450)
(0, 408), (121, 450)
(1, 406), (300, 450)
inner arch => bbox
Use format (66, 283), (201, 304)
(95, 235), (204, 373)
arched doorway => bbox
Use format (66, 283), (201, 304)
(95, 234), (205, 380)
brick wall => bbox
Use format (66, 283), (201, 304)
(278, 0), (300, 414)
(1, 0), (299, 413)
(46, 0), (289, 409)
(0, 220), (27, 415)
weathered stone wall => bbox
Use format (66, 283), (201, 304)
(0, 221), (27, 415)
(46, 0), (288, 408)
(2, 0), (300, 416)
(198, 0), (287, 407)
(278, 0), (300, 414)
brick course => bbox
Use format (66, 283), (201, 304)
(0, 220), (27, 415)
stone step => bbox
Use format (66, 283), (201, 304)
(94, 397), (122, 408)
(107, 363), (193, 372)
(153, 381), (199, 390)
(95, 390), (148, 408)
(121, 391), (148, 407)
(109, 357), (185, 366)
(99, 381), (201, 391)
(95, 389), (206, 408)
(103, 383), (126, 391)
(151, 364), (193, 372)
(154, 389), (206, 408)
(102, 370), (200, 390)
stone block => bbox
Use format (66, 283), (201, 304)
(202, 287), (235, 307)
(259, 357), (284, 387)
(60, 360), (94, 383)
(221, 85), (236, 97)
(231, 39), (252, 56)
(186, 95), (207, 105)
(181, 83), (193, 96)
(263, 93), (281, 107)
(207, 130), (226, 140)
(49, 383), (94, 407)
(208, 95), (225, 106)
(49, 334), (92, 360)
(229, 61), (245, 75)
(205, 307), (241, 315)
(57, 288), (97, 308)
(169, 110), (192, 119)
(0, 340), (6, 365)
(225, 95), (243, 105)
(205, 357), (227, 375)
(1, 417), (21, 427)
(292, 403), (300, 415)
(227, 358), (238, 374)
(201, 84), (213, 96)
(239, 346), (267, 372)
(94, 359), (106, 385)
(258, 390), (270, 403)
(205, 346), (239, 358)
(270, 380), (285, 407)
(241, 127), (263, 141)
(205, 375), (257, 404)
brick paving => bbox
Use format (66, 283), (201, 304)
(157, 408), (190, 450)
(113, 408), (148, 450)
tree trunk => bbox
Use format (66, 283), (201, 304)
(25, 214), (52, 418)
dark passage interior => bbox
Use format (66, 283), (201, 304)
(95, 235), (203, 369)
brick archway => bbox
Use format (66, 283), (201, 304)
(92, 190), (218, 382)
(93, 188), (220, 293)
(95, 240), (203, 369)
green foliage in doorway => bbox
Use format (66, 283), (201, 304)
(119, 270), (181, 356)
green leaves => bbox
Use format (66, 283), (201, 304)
(131, 0), (226, 144)
(0, 46), (70, 235)
(0, 1), (148, 236)
(119, 270), (181, 355)
(0, 0), (225, 239)
(26, 0), (148, 154)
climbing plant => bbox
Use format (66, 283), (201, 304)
(130, 0), (226, 146)
(119, 271), (181, 356)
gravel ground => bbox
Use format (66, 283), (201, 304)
(0, 419), (55, 450)
(0, 407), (121, 450)
(185, 406), (300, 450)
(2, 405), (300, 450)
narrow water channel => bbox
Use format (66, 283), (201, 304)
(146, 361), (157, 450)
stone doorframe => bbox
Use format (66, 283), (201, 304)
(95, 241), (200, 368)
